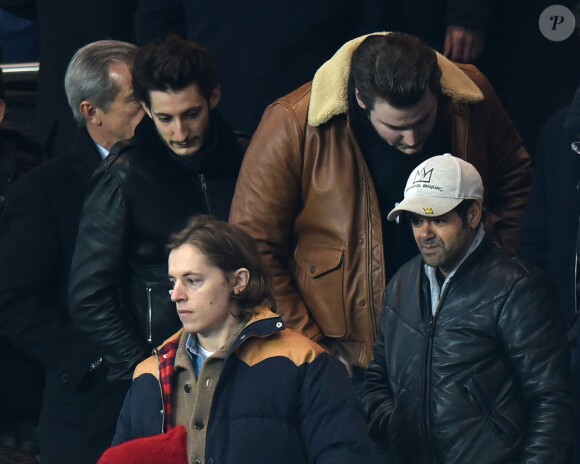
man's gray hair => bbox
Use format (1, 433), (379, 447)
(64, 40), (138, 126)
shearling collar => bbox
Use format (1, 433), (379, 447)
(308, 32), (484, 127)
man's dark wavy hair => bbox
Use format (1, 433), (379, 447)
(132, 35), (218, 108)
(351, 33), (442, 110)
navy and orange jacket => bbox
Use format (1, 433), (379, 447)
(111, 308), (375, 464)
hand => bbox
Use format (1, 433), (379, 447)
(443, 26), (485, 63)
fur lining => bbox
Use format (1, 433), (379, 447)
(308, 32), (484, 127)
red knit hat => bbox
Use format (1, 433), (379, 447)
(98, 426), (188, 464)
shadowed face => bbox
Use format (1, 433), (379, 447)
(97, 62), (144, 149)
(145, 83), (220, 156)
(409, 201), (481, 276)
(356, 89), (437, 155)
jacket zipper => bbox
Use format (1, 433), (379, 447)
(423, 312), (437, 463)
(574, 216), (580, 316)
(422, 279), (452, 462)
(199, 173), (213, 215)
(146, 286), (153, 343)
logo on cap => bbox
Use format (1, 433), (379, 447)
(423, 207), (434, 214)
(413, 167), (433, 184)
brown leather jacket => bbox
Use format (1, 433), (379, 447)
(230, 35), (530, 368)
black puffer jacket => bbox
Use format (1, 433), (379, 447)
(362, 239), (577, 464)
(69, 112), (245, 382)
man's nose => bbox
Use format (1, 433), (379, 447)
(173, 120), (188, 141)
(403, 129), (419, 147)
(418, 222), (435, 240)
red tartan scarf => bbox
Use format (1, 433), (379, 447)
(157, 339), (180, 432)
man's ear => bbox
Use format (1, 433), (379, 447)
(79, 100), (101, 126)
(354, 88), (367, 111)
(0, 99), (6, 123)
(468, 201), (483, 229)
(142, 101), (152, 119)
(209, 85), (221, 111)
(231, 267), (249, 296)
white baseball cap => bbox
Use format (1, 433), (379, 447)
(387, 153), (483, 221)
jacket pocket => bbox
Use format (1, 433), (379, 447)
(459, 375), (523, 448)
(294, 242), (346, 337)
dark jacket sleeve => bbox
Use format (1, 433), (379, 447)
(360, 306), (395, 448)
(518, 110), (561, 267)
(0, 172), (97, 386)
(498, 269), (578, 462)
(69, 163), (147, 381)
(112, 373), (164, 446)
(298, 353), (375, 463)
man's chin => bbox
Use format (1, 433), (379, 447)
(170, 143), (199, 157)
(420, 253), (440, 268)
(398, 145), (424, 155)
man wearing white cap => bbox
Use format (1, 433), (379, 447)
(361, 154), (577, 464)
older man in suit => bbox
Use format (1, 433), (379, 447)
(0, 40), (143, 464)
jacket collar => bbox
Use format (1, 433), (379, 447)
(71, 127), (104, 185)
(128, 110), (242, 179)
(155, 306), (283, 355)
(228, 307), (285, 354)
(308, 32), (484, 127)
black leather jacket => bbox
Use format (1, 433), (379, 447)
(69, 112), (245, 381)
(361, 239), (577, 464)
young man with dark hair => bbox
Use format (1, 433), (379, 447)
(69, 36), (245, 383)
(230, 32), (530, 381)
(351, 33), (443, 111)
(361, 154), (576, 463)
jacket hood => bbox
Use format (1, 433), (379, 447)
(308, 32), (484, 127)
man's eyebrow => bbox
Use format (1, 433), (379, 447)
(152, 105), (203, 117)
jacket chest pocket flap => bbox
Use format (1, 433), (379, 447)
(294, 242), (346, 337)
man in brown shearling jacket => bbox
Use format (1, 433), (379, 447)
(229, 32), (530, 382)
